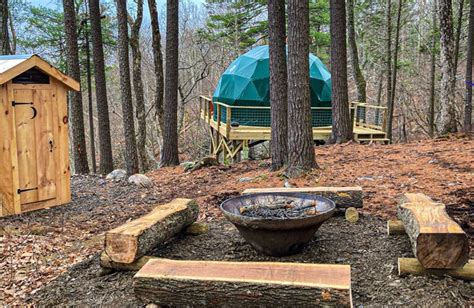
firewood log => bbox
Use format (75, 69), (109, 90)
(387, 219), (406, 235)
(397, 193), (469, 269)
(104, 198), (198, 264)
(134, 258), (352, 307)
(398, 258), (474, 281)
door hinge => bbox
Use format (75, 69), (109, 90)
(17, 187), (38, 194)
(12, 101), (33, 107)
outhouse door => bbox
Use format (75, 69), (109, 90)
(13, 88), (57, 204)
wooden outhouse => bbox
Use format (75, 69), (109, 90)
(0, 55), (79, 217)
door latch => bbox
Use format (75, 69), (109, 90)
(49, 140), (54, 152)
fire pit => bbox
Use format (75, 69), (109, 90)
(220, 193), (335, 256)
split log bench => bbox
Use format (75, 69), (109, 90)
(242, 187), (363, 211)
(134, 258), (353, 307)
(397, 193), (469, 269)
(101, 198), (198, 269)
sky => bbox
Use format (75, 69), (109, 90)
(27, 0), (205, 8)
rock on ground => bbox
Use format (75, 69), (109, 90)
(128, 174), (153, 188)
(106, 169), (127, 181)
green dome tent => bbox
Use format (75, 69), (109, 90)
(212, 45), (332, 127)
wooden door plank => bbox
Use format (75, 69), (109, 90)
(13, 88), (39, 204)
(54, 83), (71, 204)
(33, 89), (57, 201)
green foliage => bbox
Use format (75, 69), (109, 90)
(309, 0), (330, 62)
(199, 0), (267, 53)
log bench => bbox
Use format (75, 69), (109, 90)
(397, 193), (469, 269)
(242, 187), (363, 210)
(102, 198), (198, 266)
(134, 258), (353, 307)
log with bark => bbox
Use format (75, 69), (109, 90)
(397, 193), (469, 269)
(387, 219), (406, 235)
(104, 198), (198, 264)
(134, 258), (352, 307)
(398, 258), (474, 281)
(242, 187), (363, 210)
(100, 253), (154, 271)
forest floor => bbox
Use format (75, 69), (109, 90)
(1, 136), (473, 306)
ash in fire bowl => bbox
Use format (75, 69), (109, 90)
(220, 193), (336, 256)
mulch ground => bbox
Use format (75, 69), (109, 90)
(1, 137), (473, 306)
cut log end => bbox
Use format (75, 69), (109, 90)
(387, 219), (406, 235)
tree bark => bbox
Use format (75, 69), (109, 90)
(452, 0), (464, 89)
(160, 0), (180, 166)
(84, 21), (97, 173)
(147, 0), (165, 136)
(268, 0), (288, 170)
(386, 0), (393, 140)
(347, 0), (366, 103)
(287, 0), (316, 176)
(134, 259), (352, 307)
(429, 0), (438, 137)
(388, 0), (403, 141)
(104, 199), (198, 264)
(0, 0), (10, 54)
(329, 0), (352, 144)
(438, 0), (458, 134)
(397, 193), (469, 269)
(116, 0), (139, 175)
(465, 0), (473, 133)
(89, 0), (114, 174)
(63, 0), (89, 174)
(129, 0), (149, 172)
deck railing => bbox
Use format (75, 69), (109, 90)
(199, 95), (387, 136)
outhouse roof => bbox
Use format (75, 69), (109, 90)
(0, 54), (80, 91)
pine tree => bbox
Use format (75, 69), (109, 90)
(116, 0), (139, 174)
(464, 0), (473, 133)
(287, 0), (316, 176)
(63, 0), (89, 174)
(347, 0), (366, 103)
(88, 0), (114, 174)
(0, 0), (11, 54)
(329, 0), (352, 144)
(161, 0), (180, 166)
(268, 0), (288, 170)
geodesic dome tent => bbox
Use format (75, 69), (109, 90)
(212, 45), (332, 127)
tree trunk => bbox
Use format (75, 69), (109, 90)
(104, 199), (198, 264)
(329, 0), (352, 144)
(452, 0), (464, 89)
(160, 0), (180, 166)
(429, 0), (438, 137)
(63, 0), (89, 174)
(287, 0), (316, 177)
(89, 0), (114, 174)
(386, 0), (393, 140)
(268, 0), (288, 170)
(0, 0), (10, 54)
(397, 193), (469, 269)
(134, 259), (353, 307)
(347, 0), (366, 103)
(465, 0), (473, 133)
(130, 0), (149, 173)
(147, 0), (165, 137)
(84, 23), (97, 173)
(438, 0), (458, 134)
(116, 0), (139, 175)
(388, 0), (403, 141)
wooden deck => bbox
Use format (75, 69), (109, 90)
(199, 96), (388, 161)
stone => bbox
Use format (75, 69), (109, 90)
(106, 169), (127, 181)
(128, 174), (153, 188)
(239, 177), (253, 183)
(345, 207), (359, 223)
(184, 223), (209, 235)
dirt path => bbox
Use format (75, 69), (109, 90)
(1, 137), (472, 305)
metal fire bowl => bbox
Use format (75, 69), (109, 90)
(220, 193), (336, 256)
